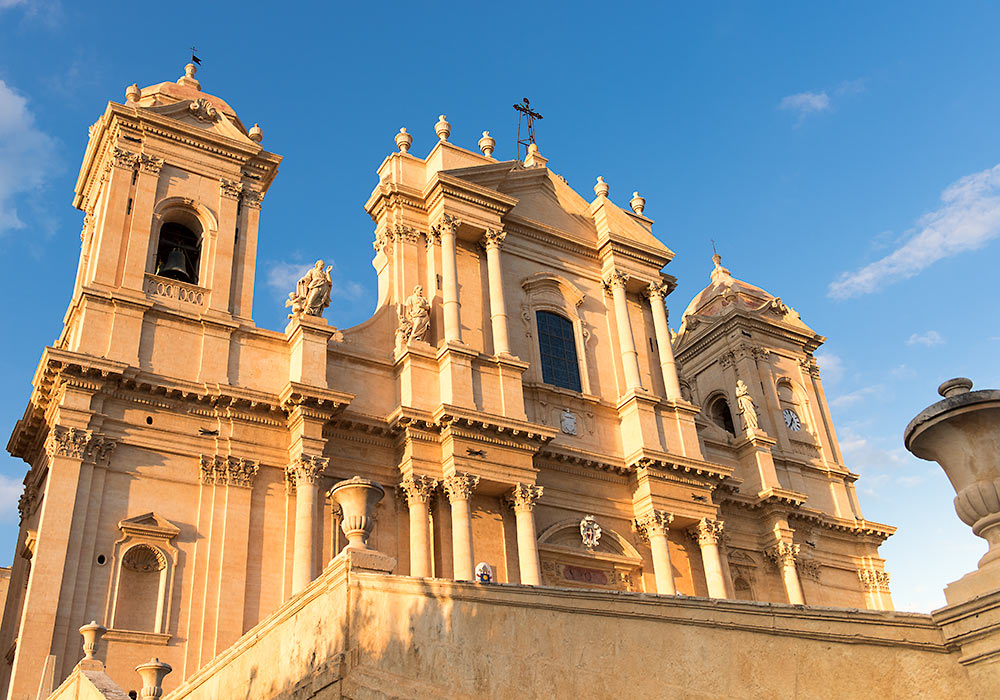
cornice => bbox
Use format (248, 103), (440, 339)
(675, 309), (826, 366)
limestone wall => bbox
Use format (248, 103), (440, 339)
(165, 553), (985, 700)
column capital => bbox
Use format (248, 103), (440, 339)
(635, 510), (673, 541)
(857, 568), (891, 592)
(603, 269), (630, 292)
(442, 472), (480, 502)
(689, 518), (725, 547)
(643, 280), (671, 301)
(505, 483), (543, 512)
(433, 213), (462, 236)
(480, 227), (506, 250)
(765, 541), (800, 566)
(200, 455), (260, 488)
(285, 454), (329, 488)
(45, 425), (116, 466)
(398, 474), (439, 506)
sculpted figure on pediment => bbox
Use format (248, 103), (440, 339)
(736, 379), (759, 432)
(396, 285), (431, 348)
(287, 260), (333, 319)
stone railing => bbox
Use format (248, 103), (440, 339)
(144, 273), (207, 308)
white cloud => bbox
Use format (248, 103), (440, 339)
(0, 0), (28, 8)
(907, 330), (944, 347)
(0, 473), (21, 522)
(890, 363), (916, 379)
(0, 80), (58, 233)
(830, 385), (880, 408)
(813, 351), (844, 384)
(778, 91), (830, 120)
(829, 163), (1000, 299)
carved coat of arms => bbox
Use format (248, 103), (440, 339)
(560, 409), (578, 435)
(580, 515), (602, 550)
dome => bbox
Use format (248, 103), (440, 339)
(681, 254), (775, 321)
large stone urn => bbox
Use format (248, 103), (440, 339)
(330, 476), (385, 550)
(905, 377), (1000, 600)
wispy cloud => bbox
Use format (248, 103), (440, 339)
(829, 163), (1000, 299)
(830, 385), (881, 409)
(907, 330), (944, 347)
(0, 79), (59, 234)
(779, 91), (830, 122)
(814, 351), (844, 384)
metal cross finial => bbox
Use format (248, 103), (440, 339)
(190, 46), (202, 65)
(711, 239), (718, 256)
(513, 98), (543, 160)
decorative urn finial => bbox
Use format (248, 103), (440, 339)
(79, 621), (107, 662)
(594, 176), (609, 198)
(125, 83), (140, 103)
(395, 127), (412, 154)
(135, 658), (172, 699)
(938, 377), (973, 398)
(630, 191), (645, 215)
(478, 130), (496, 157)
(330, 476), (385, 549)
(435, 114), (451, 141)
(248, 123), (263, 143)
(177, 62), (201, 90)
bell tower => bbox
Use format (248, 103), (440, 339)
(65, 63), (281, 379)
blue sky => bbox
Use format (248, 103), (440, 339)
(1, 1), (998, 612)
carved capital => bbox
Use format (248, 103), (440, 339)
(857, 568), (891, 592)
(241, 188), (263, 209)
(480, 227), (506, 251)
(433, 213), (462, 238)
(110, 147), (139, 171)
(17, 484), (40, 522)
(137, 153), (164, 175)
(603, 269), (630, 292)
(442, 472), (480, 502)
(689, 518), (725, 547)
(200, 455), (260, 488)
(765, 541), (800, 567)
(45, 426), (116, 465)
(505, 483), (543, 512)
(398, 474), (438, 506)
(634, 510), (673, 542)
(643, 281), (670, 301)
(799, 356), (821, 377)
(220, 178), (243, 200)
(285, 455), (329, 487)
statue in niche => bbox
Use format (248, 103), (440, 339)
(286, 260), (333, 319)
(395, 285), (431, 348)
(735, 379), (760, 432)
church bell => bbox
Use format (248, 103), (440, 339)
(156, 247), (192, 283)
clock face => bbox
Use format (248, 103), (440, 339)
(783, 408), (802, 432)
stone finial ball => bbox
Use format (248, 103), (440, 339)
(938, 377), (974, 398)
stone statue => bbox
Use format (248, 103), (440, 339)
(286, 260), (333, 319)
(736, 379), (759, 432)
(395, 285), (430, 347)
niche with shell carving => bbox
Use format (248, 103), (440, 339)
(105, 513), (179, 638)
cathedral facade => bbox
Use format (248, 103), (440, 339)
(1, 64), (894, 698)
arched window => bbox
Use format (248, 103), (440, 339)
(154, 221), (201, 284)
(733, 576), (754, 600)
(535, 311), (582, 392)
(113, 544), (167, 632)
(709, 395), (735, 434)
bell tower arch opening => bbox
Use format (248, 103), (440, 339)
(154, 218), (202, 285)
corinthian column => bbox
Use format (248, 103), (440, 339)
(286, 455), (328, 593)
(767, 542), (805, 605)
(690, 518), (728, 599)
(506, 483), (543, 585)
(636, 510), (676, 594)
(399, 475), (438, 578)
(481, 228), (511, 356)
(436, 214), (462, 343)
(605, 270), (642, 391)
(442, 472), (480, 581)
(644, 281), (682, 400)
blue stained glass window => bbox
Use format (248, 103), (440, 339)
(536, 311), (582, 392)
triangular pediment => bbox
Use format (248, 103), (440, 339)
(118, 512), (180, 540)
(141, 100), (255, 144)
